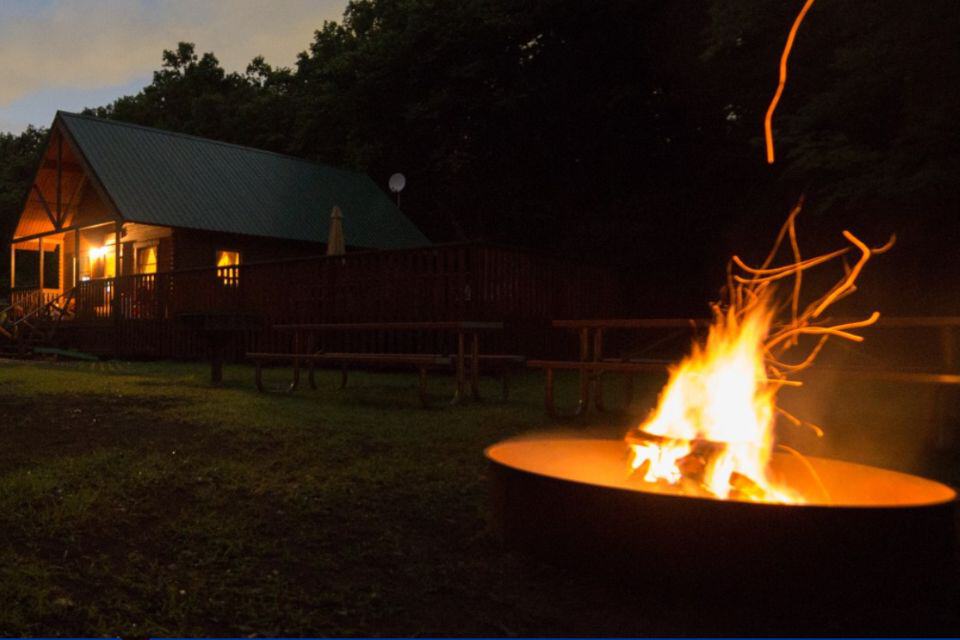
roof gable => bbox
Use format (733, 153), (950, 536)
(55, 112), (429, 249)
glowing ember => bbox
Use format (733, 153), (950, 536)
(626, 201), (894, 503)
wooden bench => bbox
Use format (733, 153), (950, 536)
(273, 321), (505, 404)
(315, 353), (452, 407)
(450, 354), (526, 400)
(248, 352), (328, 394)
(250, 350), (524, 404)
(527, 359), (669, 419)
(250, 351), (453, 406)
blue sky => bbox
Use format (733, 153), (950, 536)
(0, 0), (348, 134)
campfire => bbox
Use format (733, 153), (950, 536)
(624, 200), (893, 504)
(486, 204), (957, 601)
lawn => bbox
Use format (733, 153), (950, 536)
(0, 359), (956, 636)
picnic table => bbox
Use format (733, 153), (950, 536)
(532, 316), (960, 421)
(528, 318), (707, 418)
(259, 321), (509, 404)
(178, 312), (264, 384)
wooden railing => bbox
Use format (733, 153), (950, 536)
(9, 288), (63, 318)
(57, 243), (624, 358)
(71, 243), (623, 327)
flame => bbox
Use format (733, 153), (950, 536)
(625, 204), (893, 504)
(627, 301), (799, 503)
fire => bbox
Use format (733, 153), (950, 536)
(627, 300), (797, 502)
(626, 201), (894, 503)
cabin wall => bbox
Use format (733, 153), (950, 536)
(171, 228), (325, 270)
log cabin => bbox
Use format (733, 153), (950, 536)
(10, 111), (428, 312)
(3, 112), (624, 359)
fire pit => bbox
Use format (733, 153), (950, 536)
(487, 437), (956, 604)
(486, 211), (960, 606)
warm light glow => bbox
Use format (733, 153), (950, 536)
(88, 245), (110, 260)
(628, 300), (798, 502)
(764, 0), (816, 164)
(217, 250), (241, 286)
(137, 246), (158, 274)
(87, 244), (116, 278)
(216, 250), (240, 268)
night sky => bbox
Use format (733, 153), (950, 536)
(0, 0), (347, 133)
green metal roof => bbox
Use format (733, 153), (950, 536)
(57, 111), (429, 248)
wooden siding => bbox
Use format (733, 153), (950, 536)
(171, 228), (325, 271)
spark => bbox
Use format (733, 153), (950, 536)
(764, 0), (817, 164)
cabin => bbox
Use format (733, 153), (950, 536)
(5, 112), (624, 359)
(11, 112), (426, 310)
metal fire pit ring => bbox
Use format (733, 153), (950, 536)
(486, 437), (957, 606)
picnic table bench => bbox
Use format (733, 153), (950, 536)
(248, 321), (523, 405)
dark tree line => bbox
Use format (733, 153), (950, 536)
(2, 0), (957, 312)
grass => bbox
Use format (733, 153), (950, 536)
(0, 359), (957, 636)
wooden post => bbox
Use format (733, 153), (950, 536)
(9, 242), (14, 289)
(578, 327), (591, 414)
(38, 237), (44, 290)
(73, 229), (80, 288)
(593, 327), (605, 411)
(113, 221), (122, 357)
(938, 327), (956, 450)
(56, 132), (62, 228)
(470, 330), (480, 400)
(452, 329), (466, 404)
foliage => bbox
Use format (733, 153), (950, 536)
(1, 0), (958, 310)
(703, 0), (960, 208)
(0, 127), (47, 290)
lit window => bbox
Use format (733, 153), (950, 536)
(216, 250), (240, 286)
(137, 246), (158, 274)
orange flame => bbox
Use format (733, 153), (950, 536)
(764, 0), (817, 164)
(626, 202), (893, 504)
(628, 300), (800, 503)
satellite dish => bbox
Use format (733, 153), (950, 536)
(388, 173), (406, 193)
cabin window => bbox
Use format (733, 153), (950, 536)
(137, 245), (158, 274)
(216, 250), (241, 286)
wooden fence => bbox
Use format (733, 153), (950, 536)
(59, 243), (624, 359)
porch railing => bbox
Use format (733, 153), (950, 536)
(9, 288), (63, 318)
(70, 242), (623, 326)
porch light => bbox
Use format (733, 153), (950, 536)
(89, 245), (111, 259)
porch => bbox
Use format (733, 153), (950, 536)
(4, 242), (625, 359)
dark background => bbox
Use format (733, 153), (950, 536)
(1, 0), (957, 316)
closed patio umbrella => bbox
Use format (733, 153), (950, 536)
(326, 205), (345, 256)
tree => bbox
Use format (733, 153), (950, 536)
(0, 127), (47, 292)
